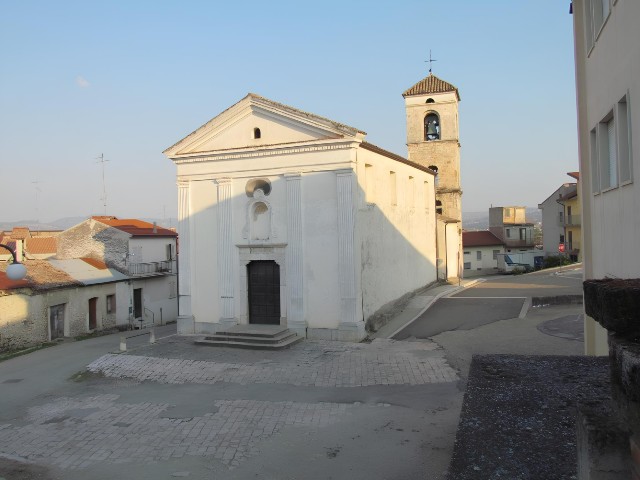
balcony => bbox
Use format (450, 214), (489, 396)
(558, 214), (581, 227)
(504, 239), (535, 248)
(128, 260), (174, 276)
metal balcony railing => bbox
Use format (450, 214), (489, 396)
(558, 214), (581, 227)
(503, 239), (535, 247)
(128, 260), (174, 276)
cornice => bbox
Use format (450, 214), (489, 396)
(172, 141), (356, 165)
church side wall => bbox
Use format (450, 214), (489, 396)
(356, 148), (437, 323)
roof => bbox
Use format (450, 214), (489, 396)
(360, 142), (436, 176)
(567, 171), (580, 180)
(0, 260), (80, 291)
(164, 93), (366, 156)
(463, 231), (505, 247)
(10, 227), (31, 240)
(24, 237), (57, 255)
(402, 73), (461, 100)
(92, 216), (178, 237)
(49, 259), (130, 285)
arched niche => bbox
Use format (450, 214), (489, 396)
(424, 112), (440, 141)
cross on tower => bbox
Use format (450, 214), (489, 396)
(425, 50), (437, 74)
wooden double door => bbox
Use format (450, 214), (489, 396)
(247, 261), (281, 325)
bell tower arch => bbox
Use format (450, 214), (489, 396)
(403, 73), (462, 279)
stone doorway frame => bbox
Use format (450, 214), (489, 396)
(237, 244), (287, 326)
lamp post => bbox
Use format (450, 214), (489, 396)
(0, 244), (27, 280)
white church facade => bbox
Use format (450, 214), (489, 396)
(165, 80), (460, 341)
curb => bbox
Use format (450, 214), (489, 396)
(389, 278), (484, 339)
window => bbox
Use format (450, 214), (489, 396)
(560, 234), (565, 243)
(169, 280), (177, 299)
(617, 95), (632, 184)
(424, 181), (430, 210)
(106, 294), (115, 314)
(585, 0), (610, 49)
(493, 250), (499, 260)
(424, 113), (440, 141)
(253, 127), (261, 139)
(166, 244), (173, 261)
(519, 228), (527, 241)
(476, 251), (482, 261)
(389, 171), (397, 206)
(435, 200), (442, 215)
(464, 262), (471, 270)
(426, 98), (435, 104)
(365, 164), (375, 203)
(463, 251), (470, 255)
(506, 228), (511, 238)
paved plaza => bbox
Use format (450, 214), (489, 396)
(0, 336), (461, 479)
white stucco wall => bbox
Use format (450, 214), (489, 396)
(463, 245), (504, 277)
(131, 276), (178, 326)
(573, 0), (640, 354)
(129, 237), (176, 265)
(357, 148), (437, 321)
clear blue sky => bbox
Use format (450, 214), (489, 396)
(1, 0), (578, 223)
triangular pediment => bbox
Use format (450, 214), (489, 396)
(164, 94), (365, 157)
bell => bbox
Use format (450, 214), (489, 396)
(426, 121), (439, 137)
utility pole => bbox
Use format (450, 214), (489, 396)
(96, 154), (109, 215)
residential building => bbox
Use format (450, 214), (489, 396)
(488, 206), (535, 251)
(557, 172), (582, 262)
(56, 216), (178, 328)
(572, 0), (639, 355)
(0, 217), (178, 350)
(462, 231), (505, 277)
(164, 93), (440, 341)
(538, 181), (577, 257)
(404, 74), (462, 281)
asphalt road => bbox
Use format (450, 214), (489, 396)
(394, 266), (584, 340)
(394, 297), (526, 340)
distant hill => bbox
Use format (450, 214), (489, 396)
(0, 216), (177, 233)
(462, 208), (542, 231)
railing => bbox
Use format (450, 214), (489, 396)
(558, 214), (581, 227)
(128, 260), (174, 276)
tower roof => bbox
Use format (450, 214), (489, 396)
(402, 73), (460, 100)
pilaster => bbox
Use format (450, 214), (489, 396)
(285, 173), (306, 337)
(336, 169), (365, 341)
(216, 178), (236, 328)
(177, 181), (194, 334)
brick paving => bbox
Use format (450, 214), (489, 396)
(0, 338), (458, 472)
(86, 339), (457, 387)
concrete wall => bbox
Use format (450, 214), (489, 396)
(357, 147), (437, 321)
(131, 276), (177, 326)
(573, 0), (640, 354)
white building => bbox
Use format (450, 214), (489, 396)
(164, 94), (438, 341)
(538, 182), (577, 257)
(462, 231), (505, 277)
(572, 0), (640, 355)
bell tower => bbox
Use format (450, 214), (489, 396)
(403, 73), (462, 279)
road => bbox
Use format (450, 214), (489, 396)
(394, 267), (583, 340)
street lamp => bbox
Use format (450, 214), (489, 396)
(0, 244), (27, 280)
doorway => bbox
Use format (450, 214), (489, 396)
(133, 288), (143, 319)
(247, 261), (280, 325)
(49, 304), (65, 340)
(88, 297), (98, 330)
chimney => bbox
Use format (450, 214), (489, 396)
(153, 222), (157, 234)
(15, 240), (24, 262)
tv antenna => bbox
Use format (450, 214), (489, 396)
(425, 49), (437, 73)
(96, 153), (110, 215)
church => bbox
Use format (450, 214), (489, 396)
(164, 73), (462, 342)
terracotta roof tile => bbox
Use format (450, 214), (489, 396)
(0, 260), (80, 291)
(24, 237), (57, 255)
(402, 73), (460, 100)
(463, 230), (505, 247)
(92, 216), (178, 237)
(567, 171), (580, 180)
(81, 257), (108, 270)
(10, 227), (31, 240)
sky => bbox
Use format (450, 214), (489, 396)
(1, 0), (578, 224)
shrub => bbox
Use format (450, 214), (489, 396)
(543, 255), (573, 269)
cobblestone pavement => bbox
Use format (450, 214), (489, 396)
(0, 338), (459, 477)
(87, 339), (457, 387)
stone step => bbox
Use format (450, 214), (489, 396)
(195, 333), (302, 350)
(201, 330), (297, 345)
(215, 324), (290, 338)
